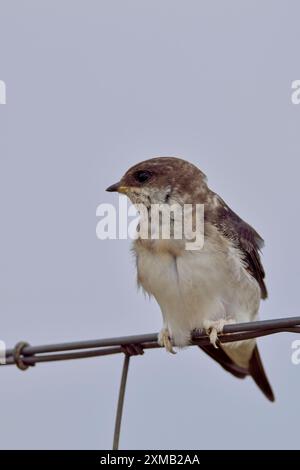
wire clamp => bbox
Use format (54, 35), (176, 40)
(120, 343), (144, 356)
(13, 341), (31, 371)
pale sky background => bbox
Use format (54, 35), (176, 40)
(0, 0), (299, 449)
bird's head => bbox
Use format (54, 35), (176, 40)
(106, 156), (208, 206)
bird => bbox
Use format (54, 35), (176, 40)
(106, 156), (275, 402)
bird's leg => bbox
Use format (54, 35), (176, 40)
(158, 327), (176, 354)
(203, 318), (235, 349)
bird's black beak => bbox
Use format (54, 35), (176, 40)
(106, 182), (121, 192)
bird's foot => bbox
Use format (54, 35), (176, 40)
(203, 318), (235, 349)
(158, 328), (176, 354)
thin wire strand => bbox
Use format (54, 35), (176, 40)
(113, 354), (130, 450)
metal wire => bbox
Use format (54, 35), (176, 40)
(2, 316), (300, 367)
(2, 316), (300, 450)
(113, 354), (131, 450)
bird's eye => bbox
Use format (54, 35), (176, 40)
(134, 170), (152, 183)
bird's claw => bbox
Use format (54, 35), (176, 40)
(158, 328), (176, 354)
(203, 319), (235, 349)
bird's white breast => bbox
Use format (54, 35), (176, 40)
(134, 228), (260, 347)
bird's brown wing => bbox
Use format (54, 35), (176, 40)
(202, 195), (274, 400)
(208, 195), (268, 299)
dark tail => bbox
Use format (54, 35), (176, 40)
(249, 345), (275, 402)
(199, 344), (275, 402)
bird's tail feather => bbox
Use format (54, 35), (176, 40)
(199, 344), (275, 402)
(199, 345), (248, 379)
(249, 345), (275, 402)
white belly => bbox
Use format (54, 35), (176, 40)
(134, 238), (260, 347)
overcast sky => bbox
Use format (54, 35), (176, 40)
(0, 0), (300, 449)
